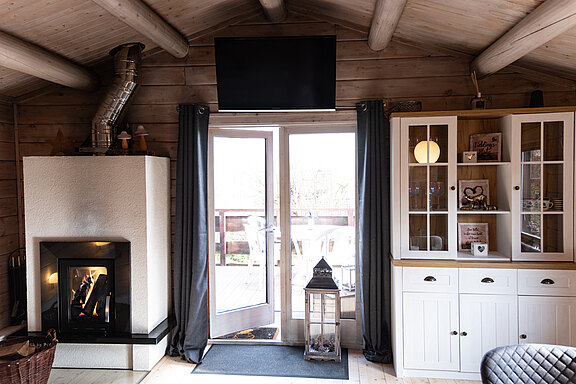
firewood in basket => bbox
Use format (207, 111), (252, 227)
(82, 274), (109, 317)
(0, 340), (34, 359)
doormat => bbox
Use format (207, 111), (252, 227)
(192, 344), (348, 379)
(216, 327), (278, 340)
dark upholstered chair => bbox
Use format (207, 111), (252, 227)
(481, 344), (576, 384)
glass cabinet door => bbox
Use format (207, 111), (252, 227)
(403, 117), (456, 258)
(514, 113), (573, 261)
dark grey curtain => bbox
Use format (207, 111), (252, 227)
(168, 104), (210, 364)
(356, 100), (393, 363)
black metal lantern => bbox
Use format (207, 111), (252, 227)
(304, 258), (341, 362)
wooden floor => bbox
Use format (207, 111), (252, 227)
(46, 347), (481, 383)
(139, 347), (481, 384)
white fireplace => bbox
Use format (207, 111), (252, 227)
(23, 155), (170, 371)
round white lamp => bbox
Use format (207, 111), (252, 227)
(414, 140), (440, 163)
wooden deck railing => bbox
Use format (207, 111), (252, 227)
(214, 208), (355, 265)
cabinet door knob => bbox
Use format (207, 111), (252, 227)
(520, 334), (527, 339)
(424, 276), (437, 282)
(481, 277), (495, 284)
(540, 278), (555, 285)
(451, 331), (458, 335)
(450, 186), (456, 191)
(514, 186), (520, 191)
(460, 331), (468, 336)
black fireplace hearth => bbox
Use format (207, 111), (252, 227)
(40, 241), (130, 336)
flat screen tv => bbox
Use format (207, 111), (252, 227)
(214, 35), (336, 112)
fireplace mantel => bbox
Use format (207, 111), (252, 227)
(23, 155), (170, 370)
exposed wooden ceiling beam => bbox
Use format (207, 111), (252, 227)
(368, 0), (408, 51)
(0, 30), (98, 91)
(259, 0), (287, 22)
(91, 0), (189, 58)
(471, 0), (576, 78)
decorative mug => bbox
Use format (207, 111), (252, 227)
(542, 198), (554, 211)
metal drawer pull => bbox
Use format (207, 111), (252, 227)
(481, 277), (494, 284)
(540, 278), (555, 285)
(424, 276), (437, 282)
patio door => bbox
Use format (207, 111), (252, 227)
(208, 129), (275, 337)
(280, 125), (362, 348)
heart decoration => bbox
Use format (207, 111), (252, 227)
(464, 186), (484, 199)
(478, 245), (485, 253)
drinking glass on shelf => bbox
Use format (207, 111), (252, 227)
(429, 181), (445, 210)
(408, 182), (421, 210)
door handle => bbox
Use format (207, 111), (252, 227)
(520, 334), (527, 340)
(460, 331), (468, 336)
(424, 276), (436, 282)
(481, 277), (494, 284)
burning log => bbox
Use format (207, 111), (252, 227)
(82, 274), (109, 318)
(70, 272), (94, 318)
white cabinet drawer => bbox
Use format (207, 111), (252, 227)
(459, 268), (517, 295)
(518, 269), (576, 296)
(403, 267), (458, 293)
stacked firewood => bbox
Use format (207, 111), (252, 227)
(0, 340), (36, 362)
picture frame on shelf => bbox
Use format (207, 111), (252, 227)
(458, 222), (489, 252)
(458, 179), (490, 209)
(469, 132), (501, 161)
(462, 151), (477, 163)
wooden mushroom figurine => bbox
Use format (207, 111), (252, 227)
(117, 130), (132, 150)
(134, 125), (149, 152)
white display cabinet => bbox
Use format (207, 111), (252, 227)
(391, 110), (574, 262)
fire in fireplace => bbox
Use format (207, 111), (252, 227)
(40, 241), (130, 336)
(59, 259), (115, 332)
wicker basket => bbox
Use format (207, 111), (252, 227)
(0, 330), (58, 384)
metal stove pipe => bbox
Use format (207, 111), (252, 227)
(91, 43), (144, 154)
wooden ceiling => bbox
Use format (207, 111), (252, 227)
(0, 0), (575, 102)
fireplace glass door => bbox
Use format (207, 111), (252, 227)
(59, 259), (115, 333)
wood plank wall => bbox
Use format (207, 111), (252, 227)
(0, 102), (18, 331)
(10, 16), (576, 312)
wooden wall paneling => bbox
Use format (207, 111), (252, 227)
(141, 67), (186, 86)
(0, 99), (16, 331)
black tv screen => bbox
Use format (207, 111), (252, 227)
(214, 36), (336, 111)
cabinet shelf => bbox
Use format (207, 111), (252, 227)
(456, 251), (510, 261)
(457, 210), (510, 215)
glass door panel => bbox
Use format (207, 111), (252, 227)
(518, 117), (570, 260)
(543, 215), (563, 253)
(406, 120), (451, 257)
(521, 122), (540, 161)
(409, 215), (428, 251)
(213, 136), (267, 313)
(209, 130), (274, 338)
(521, 164), (540, 212)
(409, 167), (426, 211)
(430, 124), (448, 163)
(288, 132), (356, 321)
(542, 164), (563, 210)
(543, 122), (563, 161)
(430, 215), (448, 251)
(409, 125), (426, 164)
(521, 214), (540, 252)
(429, 166), (447, 211)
